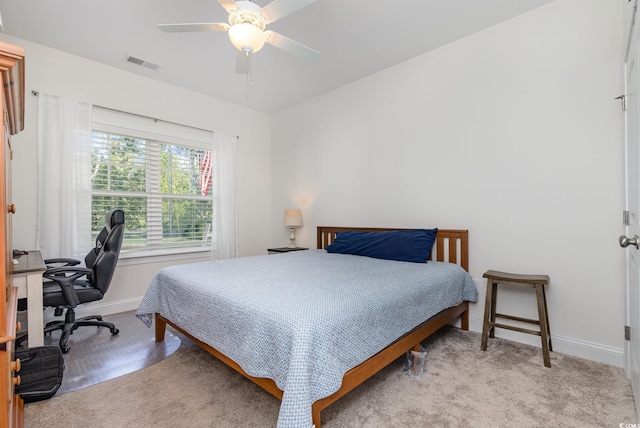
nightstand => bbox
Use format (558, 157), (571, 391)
(267, 247), (309, 255)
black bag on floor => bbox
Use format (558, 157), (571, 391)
(14, 346), (64, 402)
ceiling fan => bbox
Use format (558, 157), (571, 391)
(158, 0), (320, 74)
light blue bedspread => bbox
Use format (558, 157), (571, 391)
(136, 250), (477, 427)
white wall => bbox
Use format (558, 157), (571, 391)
(272, 0), (625, 365)
(0, 34), (272, 315)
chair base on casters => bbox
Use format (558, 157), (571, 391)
(44, 307), (120, 353)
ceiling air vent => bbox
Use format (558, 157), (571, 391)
(125, 55), (160, 71)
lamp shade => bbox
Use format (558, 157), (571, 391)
(228, 23), (267, 53)
(284, 209), (302, 227)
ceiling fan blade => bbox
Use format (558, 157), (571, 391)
(260, 0), (317, 24)
(265, 31), (320, 61)
(216, 0), (239, 13)
(235, 52), (250, 74)
(157, 22), (230, 33)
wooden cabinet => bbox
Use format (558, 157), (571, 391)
(0, 41), (25, 428)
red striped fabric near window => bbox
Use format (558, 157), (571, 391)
(199, 150), (213, 196)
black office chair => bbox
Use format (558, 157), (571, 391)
(41, 209), (125, 353)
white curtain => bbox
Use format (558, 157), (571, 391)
(36, 94), (93, 261)
(212, 133), (238, 259)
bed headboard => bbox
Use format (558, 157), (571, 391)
(316, 227), (469, 272)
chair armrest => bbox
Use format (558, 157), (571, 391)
(45, 258), (81, 268)
(43, 267), (91, 307)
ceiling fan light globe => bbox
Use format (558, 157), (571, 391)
(229, 23), (267, 53)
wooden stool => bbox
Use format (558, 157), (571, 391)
(480, 270), (552, 367)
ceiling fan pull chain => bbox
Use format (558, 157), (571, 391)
(245, 72), (249, 103)
(244, 49), (252, 103)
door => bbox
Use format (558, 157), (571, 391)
(623, 0), (640, 418)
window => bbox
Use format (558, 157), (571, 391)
(91, 108), (215, 255)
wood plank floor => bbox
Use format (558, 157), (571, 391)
(18, 311), (181, 395)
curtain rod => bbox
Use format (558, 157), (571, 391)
(31, 90), (238, 139)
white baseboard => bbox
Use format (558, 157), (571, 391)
(79, 297), (144, 317)
(43, 297), (143, 323)
(464, 317), (624, 368)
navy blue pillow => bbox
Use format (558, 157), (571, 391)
(325, 229), (438, 263)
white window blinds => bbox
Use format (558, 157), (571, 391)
(91, 108), (215, 254)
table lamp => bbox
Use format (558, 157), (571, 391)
(284, 209), (302, 248)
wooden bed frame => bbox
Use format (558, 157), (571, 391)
(155, 227), (471, 428)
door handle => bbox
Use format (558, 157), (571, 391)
(619, 234), (640, 249)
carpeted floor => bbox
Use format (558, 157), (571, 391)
(24, 325), (637, 427)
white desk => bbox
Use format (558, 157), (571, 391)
(13, 251), (46, 347)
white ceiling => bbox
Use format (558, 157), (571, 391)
(0, 0), (554, 114)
